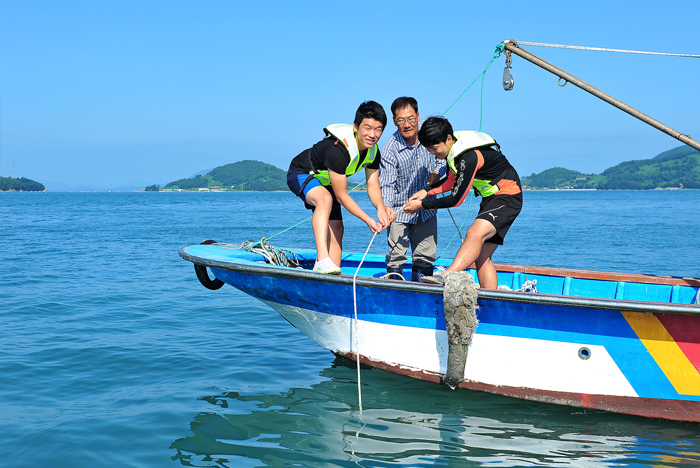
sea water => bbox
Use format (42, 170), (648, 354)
(1, 190), (699, 468)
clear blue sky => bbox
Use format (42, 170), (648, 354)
(2, 0), (699, 190)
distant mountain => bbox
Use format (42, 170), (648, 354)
(521, 167), (599, 190)
(0, 176), (45, 192)
(522, 145), (700, 190)
(161, 160), (287, 191)
(187, 168), (214, 179)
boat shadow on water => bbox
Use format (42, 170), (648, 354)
(170, 358), (700, 468)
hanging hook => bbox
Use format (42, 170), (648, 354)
(503, 51), (514, 91)
(558, 77), (568, 87)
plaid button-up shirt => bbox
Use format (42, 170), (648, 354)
(379, 129), (447, 224)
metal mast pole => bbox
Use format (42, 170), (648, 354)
(503, 40), (700, 152)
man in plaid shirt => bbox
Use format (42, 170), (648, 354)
(379, 97), (446, 281)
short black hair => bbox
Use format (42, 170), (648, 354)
(390, 97), (418, 117)
(354, 101), (387, 128)
(417, 116), (454, 147)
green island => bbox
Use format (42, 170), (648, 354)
(148, 160), (287, 192)
(0, 176), (46, 192)
(149, 159), (364, 192)
(522, 145), (700, 190)
(146, 146), (700, 192)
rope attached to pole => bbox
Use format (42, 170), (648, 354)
(441, 44), (504, 117)
(513, 41), (700, 59)
(502, 40), (700, 152)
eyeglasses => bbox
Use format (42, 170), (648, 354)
(395, 116), (417, 126)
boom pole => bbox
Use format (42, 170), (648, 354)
(503, 40), (700, 152)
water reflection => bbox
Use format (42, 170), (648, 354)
(171, 358), (700, 467)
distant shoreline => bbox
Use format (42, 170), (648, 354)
(135, 187), (697, 193)
(523, 187), (694, 192)
(135, 190), (290, 193)
(6, 188), (697, 194)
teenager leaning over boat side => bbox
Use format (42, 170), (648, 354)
(287, 101), (393, 274)
(403, 116), (522, 289)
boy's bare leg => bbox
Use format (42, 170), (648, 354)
(328, 220), (344, 267)
(475, 242), (499, 289)
(445, 219), (496, 274)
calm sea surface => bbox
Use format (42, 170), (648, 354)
(2, 190), (700, 468)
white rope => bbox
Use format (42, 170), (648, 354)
(514, 41), (700, 59)
(348, 231), (378, 458)
(352, 231), (378, 413)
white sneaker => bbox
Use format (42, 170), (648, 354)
(313, 257), (341, 275)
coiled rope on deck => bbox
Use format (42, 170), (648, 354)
(239, 238), (301, 267)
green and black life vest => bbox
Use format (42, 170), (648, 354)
(310, 124), (379, 186)
(446, 131), (501, 197)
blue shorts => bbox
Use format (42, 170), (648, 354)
(286, 171), (343, 221)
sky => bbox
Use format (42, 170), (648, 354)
(1, 0), (699, 191)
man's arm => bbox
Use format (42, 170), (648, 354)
(328, 170), (383, 233)
(365, 167), (390, 227)
(433, 157), (447, 177)
(422, 147), (447, 187)
(379, 138), (399, 208)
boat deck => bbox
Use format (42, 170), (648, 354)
(183, 244), (700, 307)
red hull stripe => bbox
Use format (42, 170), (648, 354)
(621, 312), (700, 396)
(656, 314), (700, 373)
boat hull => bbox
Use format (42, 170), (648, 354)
(180, 244), (700, 422)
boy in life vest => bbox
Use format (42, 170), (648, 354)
(287, 101), (393, 274)
(403, 116), (522, 288)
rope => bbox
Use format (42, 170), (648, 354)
(352, 231), (378, 414)
(266, 180), (368, 241)
(498, 279), (539, 293)
(437, 45), (502, 237)
(348, 231), (378, 458)
(446, 206), (464, 243)
(268, 47), (500, 245)
(519, 279), (538, 293)
(437, 191), (474, 260)
(239, 238), (301, 267)
(266, 216), (312, 241)
(441, 46), (502, 116)
(513, 41), (700, 59)
(479, 71), (486, 131)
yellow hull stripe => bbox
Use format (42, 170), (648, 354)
(622, 311), (700, 396)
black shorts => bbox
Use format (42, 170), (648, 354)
(286, 170), (343, 221)
(476, 192), (522, 245)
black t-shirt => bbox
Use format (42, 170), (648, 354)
(288, 135), (381, 176)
